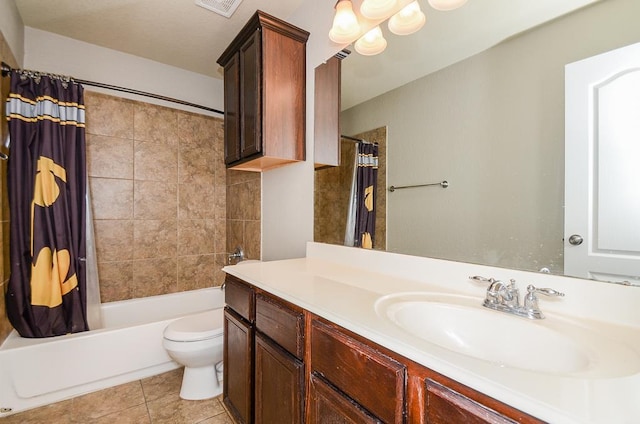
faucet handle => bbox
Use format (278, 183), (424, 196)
(469, 275), (498, 284)
(526, 285), (565, 298)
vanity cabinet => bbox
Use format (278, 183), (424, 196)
(216, 10), (309, 172)
(223, 275), (305, 424)
(225, 275), (545, 424)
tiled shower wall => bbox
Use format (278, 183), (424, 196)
(0, 30), (18, 342)
(1, 61), (263, 340)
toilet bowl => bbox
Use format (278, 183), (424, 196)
(162, 309), (224, 400)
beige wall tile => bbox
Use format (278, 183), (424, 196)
(90, 177), (134, 220)
(133, 103), (178, 145)
(178, 254), (217, 291)
(98, 261), (134, 302)
(132, 258), (178, 297)
(178, 182), (215, 220)
(244, 220), (261, 260)
(134, 140), (178, 182)
(87, 134), (134, 179)
(134, 181), (177, 220)
(85, 91), (134, 139)
(177, 111), (221, 148)
(94, 219), (134, 261)
(179, 143), (216, 185)
(133, 219), (177, 260)
(178, 219), (216, 256)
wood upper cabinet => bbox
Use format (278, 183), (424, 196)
(217, 10), (309, 172)
(314, 51), (348, 168)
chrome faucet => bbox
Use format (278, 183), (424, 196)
(469, 276), (564, 319)
(227, 246), (245, 264)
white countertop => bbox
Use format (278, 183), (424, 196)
(223, 242), (640, 424)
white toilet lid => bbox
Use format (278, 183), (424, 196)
(163, 309), (224, 342)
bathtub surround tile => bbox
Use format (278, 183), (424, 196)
(90, 177), (134, 220)
(135, 140), (179, 182)
(178, 112), (218, 148)
(94, 219), (134, 262)
(179, 144), (216, 185)
(134, 219), (178, 260)
(178, 220), (216, 256)
(98, 261), (134, 302)
(133, 258), (178, 298)
(134, 181), (178, 220)
(87, 134), (134, 179)
(178, 182), (216, 220)
(134, 103), (179, 146)
(178, 254), (218, 291)
(214, 219), (227, 253)
(71, 380), (146, 421)
(244, 220), (261, 260)
(85, 91), (134, 139)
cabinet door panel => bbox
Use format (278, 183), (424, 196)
(255, 333), (304, 424)
(425, 379), (517, 424)
(224, 308), (254, 424)
(308, 373), (381, 424)
(223, 53), (241, 164)
(239, 29), (262, 159)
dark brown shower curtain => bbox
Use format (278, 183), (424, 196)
(354, 142), (378, 249)
(5, 69), (88, 338)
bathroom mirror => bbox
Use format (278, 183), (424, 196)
(314, 0), (640, 285)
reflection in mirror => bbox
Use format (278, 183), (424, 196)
(315, 0), (640, 284)
(315, 128), (387, 250)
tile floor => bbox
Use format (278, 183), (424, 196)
(2, 368), (235, 423)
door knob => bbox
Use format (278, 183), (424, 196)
(568, 234), (583, 245)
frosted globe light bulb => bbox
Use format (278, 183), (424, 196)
(360, 0), (397, 20)
(355, 26), (387, 56)
(388, 1), (426, 35)
(329, 0), (361, 44)
(428, 0), (468, 11)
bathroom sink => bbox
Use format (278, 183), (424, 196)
(375, 292), (640, 377)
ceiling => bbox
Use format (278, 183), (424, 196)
(13, 0), (600, 109)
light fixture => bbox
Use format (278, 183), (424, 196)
(329, 0), (469, 56)
(354, 26), (387, 56)
(329, 0), (361, 44)
(360, 0), (397, 20)
(427, 0), (467, 11)
(388, 1), (426, 35)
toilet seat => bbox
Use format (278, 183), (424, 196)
(163, 309), (224, 342)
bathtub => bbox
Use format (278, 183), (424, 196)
(0, 287), (224, 416)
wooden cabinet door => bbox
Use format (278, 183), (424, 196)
(255, 333), (304, 424)
(239, 29), (262, 160)
(224, 308), (254, 424)
(223, 52), (241, 165)
(308, 373), (381, 424)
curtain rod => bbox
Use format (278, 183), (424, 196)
(341, 134), (377, 145)
(1, 62), (224, 116)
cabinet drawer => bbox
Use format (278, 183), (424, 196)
(310, 319), (406, 424)
(424, 379), (518, 424)
(225, 275), (254, 322)
(255, 293), (304, 359)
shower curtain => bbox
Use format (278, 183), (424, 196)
(5, 69), (90, 337)
(345, 142), (379, 249)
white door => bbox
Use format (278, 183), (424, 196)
(565, 42), (640, 285)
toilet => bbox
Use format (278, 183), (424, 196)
(162, 309), (224, 400)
